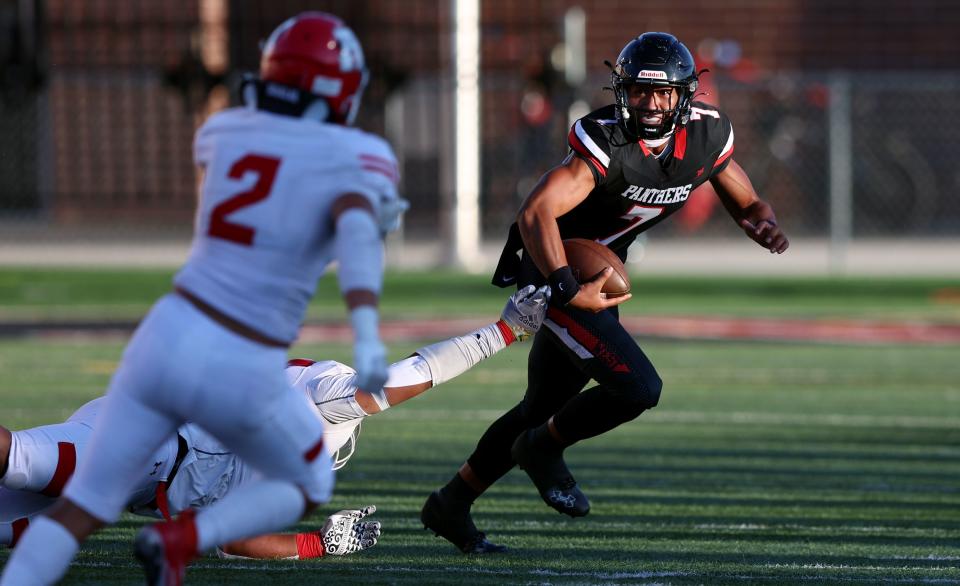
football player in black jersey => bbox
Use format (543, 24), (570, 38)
(421, 32), (789, 554)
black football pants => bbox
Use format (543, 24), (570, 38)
(465, 302), (663, 486)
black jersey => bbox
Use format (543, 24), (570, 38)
(492, 102), (734, 288)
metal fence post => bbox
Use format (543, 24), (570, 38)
(828, 73), (853, 274)
(451, 0), (481, 270)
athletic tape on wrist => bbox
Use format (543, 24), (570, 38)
(369, 389), (391, 412)
(296, 531), (326, 559)
(495, 320), (516, 345)
(548, 266), (580, 305)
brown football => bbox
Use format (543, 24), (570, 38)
(562, 238), (631, 298)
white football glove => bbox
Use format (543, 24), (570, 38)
(320, 505), (382, 556)
(499, 284), (551, 341)
(378, 196), (410, 235)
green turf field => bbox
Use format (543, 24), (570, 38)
(1, 270), (959, 584)
(1, 268), (959, 322)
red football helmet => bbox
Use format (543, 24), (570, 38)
(260, 12), (369, 125)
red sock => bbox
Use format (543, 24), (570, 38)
(10, 517), (29, 547)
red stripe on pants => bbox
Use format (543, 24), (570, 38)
(303, 437), (325, 462)
(11, 517), (29, 547)
(40, 442), (76, 497)
(155, 482), (172, 521)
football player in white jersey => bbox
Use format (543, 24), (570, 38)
(1, 12), (409, 586)
(0, 286), (549, 560)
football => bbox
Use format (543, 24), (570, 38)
(562, 238), (631, 298)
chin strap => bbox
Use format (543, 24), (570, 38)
(641, 134), (673, 148)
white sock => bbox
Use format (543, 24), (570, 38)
(0, 516), (79, 586)
(193, 479), (306, 551)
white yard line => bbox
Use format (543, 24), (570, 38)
(694, 523), (959, 535)
(68, 561), (960, 583)
(383, 408), (960, 429)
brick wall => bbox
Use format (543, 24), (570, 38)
(29, 0), (960, 228)
(575, 0), (960, 72)
(45, 0), (199, 223)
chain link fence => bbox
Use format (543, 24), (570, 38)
(1, 0), (958, 266)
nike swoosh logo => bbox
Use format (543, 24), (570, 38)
(500, 274), (514, 283)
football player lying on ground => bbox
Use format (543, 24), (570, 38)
(0, 286), (549, 560)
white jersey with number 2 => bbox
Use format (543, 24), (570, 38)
(175, 106), (400, 344)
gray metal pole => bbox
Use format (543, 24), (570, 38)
(451, 0), (481, 270)
(828, 74), (853, 275)
(563, 7), (586, 88)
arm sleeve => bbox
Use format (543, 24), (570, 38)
(193, 125), (214, 168)
(414, 322), (509, 386)
(566, 118), (612, 185)
(334, 208), (383, 296)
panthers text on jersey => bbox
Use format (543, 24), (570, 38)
(493, 102), (733, 287)
(175, 106), (401, 344)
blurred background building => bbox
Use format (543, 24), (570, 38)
(1, 0), (958, 273)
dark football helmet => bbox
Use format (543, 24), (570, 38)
(610, 32), (699, 140)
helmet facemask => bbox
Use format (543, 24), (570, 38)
(611, 75), (697, 141)
(331, 420), (362, 470)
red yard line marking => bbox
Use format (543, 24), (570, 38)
(297, 316), (960, 345)
(15, 316), (960, 345)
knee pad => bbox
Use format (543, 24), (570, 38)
(613, 374), (662, 413)
(515, 400), (549, 427)
(644, 374), (663, 409)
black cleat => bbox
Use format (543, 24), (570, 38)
(511, 429), (591, 517)
(421, 490), (508, 554)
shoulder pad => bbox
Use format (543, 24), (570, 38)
(343, 130), (400, 186)
(568, 116), (614, 179)
(688, 103), (735, 172)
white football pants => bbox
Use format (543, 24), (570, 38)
(64, 293), (333, 524)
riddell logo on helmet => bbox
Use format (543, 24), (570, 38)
(638, 70), (668, 80)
